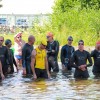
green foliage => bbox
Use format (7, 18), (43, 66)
(49, 0), (100, 46)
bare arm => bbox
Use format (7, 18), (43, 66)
(0, 61), (5, 80)
(45, 53), (51, 78)
(31, 50), (37, 79)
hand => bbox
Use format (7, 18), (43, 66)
(1, 73), (5, 80)
(33, 73), (37, 80)
(22, 68), (26, 75)
(8, 66), (11, 73)
(47, 50), (52, 53)
(79, 65), (86, 71)
(62, 64), (67, 71)
(52, 50), (55, 53)
(47, 72), (51, 79)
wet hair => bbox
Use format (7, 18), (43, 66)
(5, 39), (11, 45)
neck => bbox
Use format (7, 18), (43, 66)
(68, 44), (71, 46)
(38, 45), (42, 50)
(6, 46), (9, 49)
(79, 49), (84, 52)
(49, 39), (54, 43)
(28, 42), (32, 46)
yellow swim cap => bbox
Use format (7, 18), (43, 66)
(41, 40), (47, 46)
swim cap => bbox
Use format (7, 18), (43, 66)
(67, 36), (73, 41)
(47, 32), (53, 37)
(96, 41), (100, 45)
(41, 40), (47, 46)
(5, 39), (11, 45)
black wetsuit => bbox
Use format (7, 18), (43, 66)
(71, 50), (92, 78)
(46, 40), (59, 72)
(91, 50), (100, 76)
(22, 43), (33, 75)
(60, 44), (75, 70)
(8, 49), (17, 73)
(0, 46), (9, 75)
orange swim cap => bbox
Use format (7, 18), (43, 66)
(47, 32), (53, 37)
(96, 41), (100, 45)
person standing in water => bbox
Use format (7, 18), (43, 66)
(91, 41), (100, 77)
(60, 36), (75, 72)
(31, 40), (50, 80)
(5, 39), (18, 74)
(46, 32), (59, 73)
(71, 40), (92, 79)
(0, 36), (10, 75)
(22, 35), (35, 76)
(14, 32), (25, 68)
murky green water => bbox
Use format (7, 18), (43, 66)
(0, 64), (100, 100)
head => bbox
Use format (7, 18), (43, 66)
(0, 36), (4, 46)
(67, 36), (73, 45)
(40, 40), (47, 50)
(46, 32), (54, 42)
(14, 32), (22, 42)
(5, 39), (12, 48)
(28, 35), (35, 45)
(95, 41), (100, 51)
(78, 40), (84, 51)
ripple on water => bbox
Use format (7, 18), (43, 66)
(0, 68), (100, 100)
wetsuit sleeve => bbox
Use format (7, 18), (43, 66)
(5, 47), (10, 65)
(71, 52), (78, 69)
(22, 45), (27, 68)
(91, 50), (95, 57)
(60, 46), (65, 64)
(73, 47), (75, 52)
(52, 41), (59, 56)
(86, 52), (93, 67)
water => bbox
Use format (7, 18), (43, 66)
(0, 64), (100, 100)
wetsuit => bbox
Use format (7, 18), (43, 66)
(71, 50), (92, 78)
(22, 43), (33, 75)
(0, 46), (9, 75)
(8, 49), (17, 73)
(46, 40), (59, 72)
(61, 44), (75, 70)
(91, 50), (100, 76)
(34, 47), (48, 78)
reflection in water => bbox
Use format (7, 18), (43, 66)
(0, 66), (100, 100)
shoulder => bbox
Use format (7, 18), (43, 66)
(3, 46), (7, 50)
(32, 49), (37, 56)
(54, 40), (59, 44)
(84, 50), (90, 55)
(74, 50), (79, 54)
(22, 43), (28, 49)
(62, 45), (67, 49)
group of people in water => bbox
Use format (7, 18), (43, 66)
(0, 32), (100, 81)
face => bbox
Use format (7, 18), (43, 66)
(30, 38), (35, 45)
(41, 44), (46, 49)
(0, 37), (4, 46)
(8, 42), (12, 48)
(68, 39), (73, 45)
(46, 36), (53, 41)
(78, 42), (84, 50)
(16, 36), (22, 41)
(96, 44), (100, 51)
